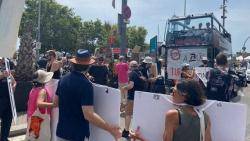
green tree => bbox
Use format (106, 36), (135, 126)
(127, 26), (148, 51)
(79, 20), (104, 52)
(19, 0), (148, 54)
(19, 0), (82, 53)
(16, 23), (36, 81)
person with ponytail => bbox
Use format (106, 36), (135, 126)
(163, 80), (212, 141)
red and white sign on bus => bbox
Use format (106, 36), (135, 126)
(167, 48), (207, 79)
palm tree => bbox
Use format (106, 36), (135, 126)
(14, 23), (35, 112)
(15, 23), (35, 81)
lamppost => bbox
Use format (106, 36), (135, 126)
(35, 0), (41, 60)
(37, 0), (41, 42)
(0, 0), (3, 9)
(243, 36), (250, 52)
(220, 0), (228, 27)
(184, 0), (187, 17)
(242, 36), (250, 59)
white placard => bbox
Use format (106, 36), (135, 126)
(4, 58), (17, 123)
(90, 85), (121, 141)
(132, 92), (247, 141)
(167, 48), (207, 79)
(0, 0), (25, 58)
(195, 67), (212, 87)
(45, 79), (59, 141)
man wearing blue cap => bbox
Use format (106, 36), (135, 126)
(53, 49), (121, 141)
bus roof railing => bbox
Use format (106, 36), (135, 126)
(168, 13), (230, 37)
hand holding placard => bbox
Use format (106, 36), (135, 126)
(129, 126), (147, 141)
(109, 125), (122, 141)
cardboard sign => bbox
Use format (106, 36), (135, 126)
(90, 85), (121, 141)
(195, 67), (212, 87)
(0, 0), (25, 57)
(132, 92), (247, 141)
(4, 58), (17, 123)
(167, 48), (207, 79)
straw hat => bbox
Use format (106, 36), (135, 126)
(34, 70), (54, 84)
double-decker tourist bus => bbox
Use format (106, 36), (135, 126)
(165, 13), (232, 80)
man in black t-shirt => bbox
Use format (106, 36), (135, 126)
(53, 50), (121, 141)
(88, 57), (109, 85)
(121, 60), (146, 139)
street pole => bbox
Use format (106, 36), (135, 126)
(119, 0), (127, 57)
(184, 0), (186, 16)
(0, 0), (3, 9)
(37, 0), (41, 42)
(243, 36), (250, 50)
(242, 36), (250, 57)
(158, 24), (160, 40)
(157, 25), (160, 59)
(36, 0), (41, 60)
(221, 0), (227, 27)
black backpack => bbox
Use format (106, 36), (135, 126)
(206, 68), (232, 101)
(154, 76), (165, 86)
(152, 76), (166, 94)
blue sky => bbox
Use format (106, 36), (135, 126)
(56, 0), (250, 53)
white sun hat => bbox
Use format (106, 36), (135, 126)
(34, 70), (54, 84)
(143, 56), (153, 64)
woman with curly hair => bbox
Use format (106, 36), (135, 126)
(163, 80), (212, 141)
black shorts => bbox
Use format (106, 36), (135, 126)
(127, 92), (135, 101)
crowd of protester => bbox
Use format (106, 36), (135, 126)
(0, 49), (238, 141)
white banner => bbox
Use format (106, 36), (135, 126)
(90, 85), (121, 141)
(45, 79), (59, 141)
(167, 48), (207, 79)
(132, 92), (247, 141)
(0, 0), (25, 58)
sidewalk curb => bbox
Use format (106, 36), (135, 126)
(9, 124), (27, 137)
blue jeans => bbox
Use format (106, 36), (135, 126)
(0, 98), (12, 141)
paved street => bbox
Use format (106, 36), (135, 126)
(9, 135), (25, 141)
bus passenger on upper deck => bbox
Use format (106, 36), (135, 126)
(199, 23), (203, 29)
(206, 22), (211, 29)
